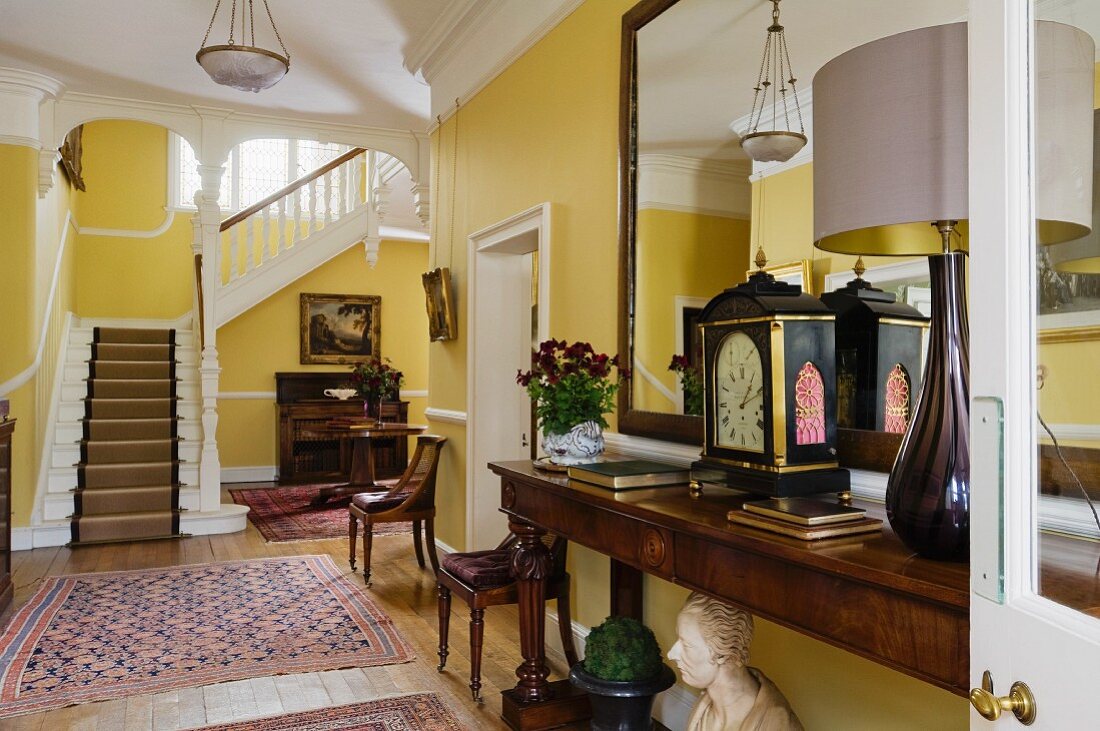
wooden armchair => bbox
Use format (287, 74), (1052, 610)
(348, 434), (446, 586)
(436, 533), (578, 702)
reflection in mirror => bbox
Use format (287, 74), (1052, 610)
(619, 0), (967, 445)
(1032, 0), (1100, 616)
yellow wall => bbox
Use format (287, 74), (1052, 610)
(633, 208), (749, 412)
(216, 241), (430, 467)
(1, 145), (78, 526)
(74, 120), (193, 320)
(427, 0), (966, 726)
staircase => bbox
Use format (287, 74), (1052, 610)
(29, 149), (402, 546)
(39, 318), (207, 542)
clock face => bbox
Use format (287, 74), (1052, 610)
(713, 331), (765, 453)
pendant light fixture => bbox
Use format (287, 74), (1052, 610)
(196, 0), (290, 93)
(739, 0), (807, 163)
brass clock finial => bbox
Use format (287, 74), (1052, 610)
(754, 246), (769, 271)
(853, 256), (866, 280)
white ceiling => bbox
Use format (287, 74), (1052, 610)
(636, 0), (1100, 162)
(0, 0), (441, 130)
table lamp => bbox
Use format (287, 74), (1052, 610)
(813, 22), (1093, 560)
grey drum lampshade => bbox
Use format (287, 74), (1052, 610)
(813, 21), (1094, 255)
(1048, 110), (1100, 273)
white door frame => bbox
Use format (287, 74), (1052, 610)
(969, 0), (1100, 726)
(466, 203), (551, 550)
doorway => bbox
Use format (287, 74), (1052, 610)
(466, 203), (550, 550)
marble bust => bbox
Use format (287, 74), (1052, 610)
(668, 593), (804, 731)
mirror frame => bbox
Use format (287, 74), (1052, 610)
(617, 0), (703, 445)
(615, 0), (903, 473)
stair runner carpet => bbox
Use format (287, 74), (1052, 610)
(71, 327), (184, 545)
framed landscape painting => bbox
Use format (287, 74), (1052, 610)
(299, 293), (381, 364)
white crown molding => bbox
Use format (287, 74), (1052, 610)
(0, 212), (76, 397)
(406, 0), (505, 85)
(637, 154), (752, 219)
(425, 407), (467, 425)
(419, 0), (585, 126)
(78, 208), (178, 239)
(52, 91), (429, 184)
(0, 67), (65, 99)
(0, 68), (62, 146)
(732, 88), (814, 180)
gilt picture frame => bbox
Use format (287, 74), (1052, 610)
(423, 267), (457, 341)
(745, 259), (814, 294)
(59, 125), (85, 192)
(299, 293), (381, 365)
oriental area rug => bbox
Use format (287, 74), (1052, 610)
(231, 486), (411, 543)
(0, 556), (413, 718)
(197, 694), (463, 731)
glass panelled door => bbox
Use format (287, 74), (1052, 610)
(970, 0), (1100, 727)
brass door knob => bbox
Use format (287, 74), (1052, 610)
(970, 671), (1037, 725)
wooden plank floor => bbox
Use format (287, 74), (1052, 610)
(3, 488), (576, 730)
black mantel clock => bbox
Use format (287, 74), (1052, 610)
(691, 266), (850, 498)
(819, 263), (929, 434)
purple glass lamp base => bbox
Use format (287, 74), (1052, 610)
(886, 252), (970, 562)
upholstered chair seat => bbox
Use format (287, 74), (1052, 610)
(440, 549), (511, 589)
(351, 491), (412, 513)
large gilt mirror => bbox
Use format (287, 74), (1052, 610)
(616, 0), (969, 456)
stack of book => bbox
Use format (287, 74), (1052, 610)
(727, 497), (882, 540)
(567, 460), (690, 491)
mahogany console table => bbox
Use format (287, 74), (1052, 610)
(490, 460), (970, 731)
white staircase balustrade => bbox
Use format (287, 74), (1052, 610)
(213, 147), (388, 326)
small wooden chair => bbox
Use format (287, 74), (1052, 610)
(348, 434), (446, 586)
(436, 533), (578, 702)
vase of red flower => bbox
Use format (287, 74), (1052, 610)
(516, 339), (629, 465)
(349, 358), (404, 420)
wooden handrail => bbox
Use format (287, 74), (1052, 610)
(194, 254), (205, 350)
(220, 146), (367, 231)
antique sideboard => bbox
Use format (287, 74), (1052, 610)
(275, 372), (408, 484)
(489, 459), (970, 731)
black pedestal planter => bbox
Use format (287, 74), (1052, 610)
(569, 663), (676, 731)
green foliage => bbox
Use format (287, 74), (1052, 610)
(516, 340), (629, 436)
(582, 616), (663, 682)
(668, 354), (704, 417)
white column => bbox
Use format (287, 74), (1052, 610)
(195, 163), (224, 513)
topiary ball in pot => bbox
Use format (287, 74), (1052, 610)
(569, 616), (675, 731)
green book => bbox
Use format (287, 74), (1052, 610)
(567, 460), (690, 490)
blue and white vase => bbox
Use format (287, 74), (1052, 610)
(543, 420), (605, 465)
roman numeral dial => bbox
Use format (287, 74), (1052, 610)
(714, 331), (765, 453)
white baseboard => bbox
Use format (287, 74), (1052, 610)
(434, 538), (459, 556)
(222, 466), (277, 483)
(12, 525), (71, 550)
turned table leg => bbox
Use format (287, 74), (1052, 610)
(508, 517), (552, 703)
